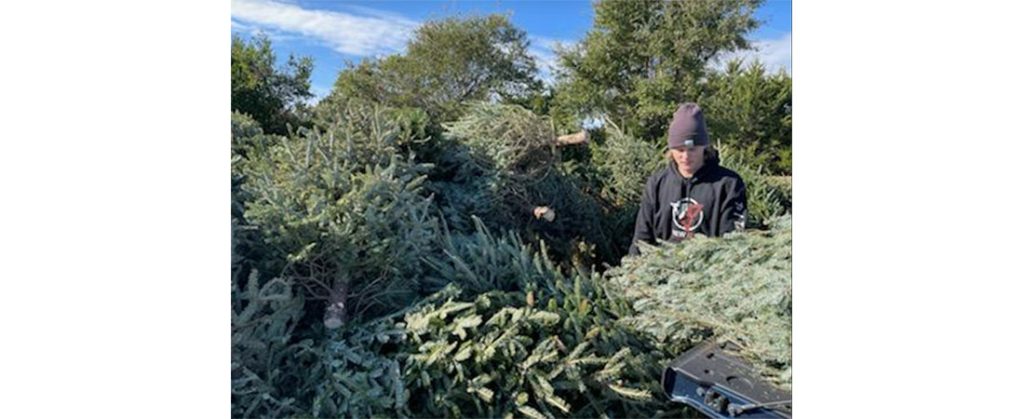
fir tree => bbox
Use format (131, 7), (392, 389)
(608, 215), (793, 389)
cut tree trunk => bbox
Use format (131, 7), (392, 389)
(555, 131), (588, 146)
(533, 206), (556, 222)
(323, 282), (349, 329)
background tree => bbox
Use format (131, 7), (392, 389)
(231, 33), (313, 135)
(551, 0), (761, 140)
(700, 60), (792, 174)
(331, 15), (542, 124)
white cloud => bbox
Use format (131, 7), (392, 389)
(305, 84), (332, 105)
(713, 32), (792, 74)
(231, 0), (420, 56)
(231, 18), (251, 32)
(231, 18), (302, 43)
(528, 36), (574, 86)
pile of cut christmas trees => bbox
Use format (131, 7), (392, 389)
(231, 99), (792, 418)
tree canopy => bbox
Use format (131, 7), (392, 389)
(700, 60), (792, 173)
(551, 0), (762, 140)
(231, 33), (313, 135)
(332, 15), (543, 123)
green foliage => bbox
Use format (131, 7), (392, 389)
(524, 169), (613, 267)
(231, 272), (320, 418)
(395, 289), (671, 418)
(310, 320), (409, 417)
(311, 222), (690, 418)
(232, 112), (284, 282)
(590, 121), (664, 208)
(701, 60), (793, 173)
(231, 112), (264, 150)
(332, 15), (541, 123)
(427, 102), (555, 234)
(444, 101), (557, 176)
(231, 111), (279, 163)
(438, 103), (612, 266)
(238, 103), (440, 321)
(423, 217), (558, 295)
(608, 216), (792, 389)
(232, 112), (264, 221)
(310, 95), (437, 162)
(398, 222), (680, 417)
(582, 122), (665, 259)
(552, 0), (762, 140)
(231, 33), (313, 135)
(718, 144), (790, 228)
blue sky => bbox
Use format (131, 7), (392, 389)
(231, 0), (792, 102)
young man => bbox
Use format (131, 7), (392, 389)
(628, 103), (747, 256)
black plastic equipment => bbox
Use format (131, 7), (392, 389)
(662, 340), (791, 418)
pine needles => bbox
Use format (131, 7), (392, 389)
(607, 216), (793, 389)
(231, 98), (791, 417)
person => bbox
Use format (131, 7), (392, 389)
(628, 103), (747, 256)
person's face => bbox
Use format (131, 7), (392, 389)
(670, 145), (706, 177)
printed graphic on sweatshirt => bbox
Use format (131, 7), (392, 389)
(670, 198), (704, 239)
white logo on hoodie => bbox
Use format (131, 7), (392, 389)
(670, 198), (704, 239)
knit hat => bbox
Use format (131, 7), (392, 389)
(667, 103), (709, 148)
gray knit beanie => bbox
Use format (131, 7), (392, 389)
(667, 103), (709, 148)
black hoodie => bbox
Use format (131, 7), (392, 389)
(628, 157), (747, 256)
